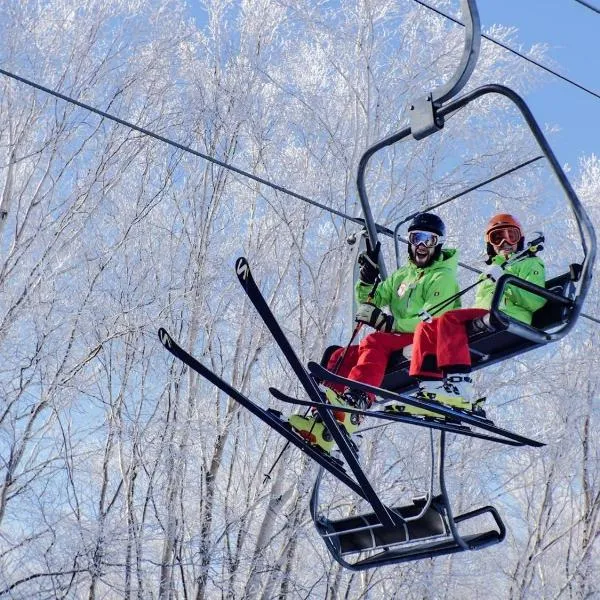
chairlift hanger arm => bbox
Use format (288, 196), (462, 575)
(431, 0), (481, 106)
(410, 0), (481, 139)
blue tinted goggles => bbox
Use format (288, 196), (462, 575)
(408, 230), (442, 248)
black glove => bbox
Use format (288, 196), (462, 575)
(358, 241), (380, 284)
(355, 303), (394, 332)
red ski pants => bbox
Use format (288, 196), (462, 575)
(325, 331), (414, 404)
(409, 308), (489, 378)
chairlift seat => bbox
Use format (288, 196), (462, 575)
(322, 267), (579, 396)
(383, 267), (579, 394)
(314, 494), (505, 570)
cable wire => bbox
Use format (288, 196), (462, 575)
(0, 66), (597, 325)
(0, 67), (334, 217)
(573, 0), (600, 14)
(413, 0), (600, 101)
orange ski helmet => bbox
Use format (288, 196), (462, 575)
(485, 213), (524, 258)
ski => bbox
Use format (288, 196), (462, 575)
(307, 362), (545, 448)
(235, 257), (401, 527)
(268, 387), (525, 446)
(157, 327), (369, 498)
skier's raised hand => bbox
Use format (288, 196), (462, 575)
(357, 240), (380, 284)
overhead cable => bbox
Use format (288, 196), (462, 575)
(0, 67), (331, 216)
(413, 0), (600, 101)
(573, 0), (600, 14)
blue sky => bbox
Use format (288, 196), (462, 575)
(477, 0), (599, 173)
(186, 0), (598, 175)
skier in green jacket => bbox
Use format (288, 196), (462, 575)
(389, 213), (546, 415)
(289, 212), (461, 453)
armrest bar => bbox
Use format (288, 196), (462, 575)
(490, 274), (575, 343)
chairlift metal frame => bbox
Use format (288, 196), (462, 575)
(310, 0), (596, 570)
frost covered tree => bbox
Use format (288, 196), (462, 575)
(0, 0), (598, 598)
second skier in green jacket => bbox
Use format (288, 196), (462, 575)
(398, 213), (546, 415)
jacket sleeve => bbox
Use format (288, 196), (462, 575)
(474, 274), (495, 310)
(506, 258), (546, 312)
(355, 271), (396, 307)
(392, 270), (460, 333)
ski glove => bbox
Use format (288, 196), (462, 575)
(358, 241), (381, 284)
(418, 309), (433, 323)
(355, 303), (394, 332)
(485, 254), (507, 282)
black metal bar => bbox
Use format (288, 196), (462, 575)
(437, 431), (470, 550)
(488, 274), (574, 342)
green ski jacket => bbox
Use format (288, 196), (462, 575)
(355, 248), (461, 333)
(475, 254), (546, 324)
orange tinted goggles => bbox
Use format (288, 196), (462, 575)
(488, 226), (521, 246)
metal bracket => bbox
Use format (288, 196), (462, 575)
(410, 94), (444, 140)
(409, 0), (481, 140)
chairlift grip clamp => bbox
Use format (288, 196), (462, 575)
(410, 94), (445, 140)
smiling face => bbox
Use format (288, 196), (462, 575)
(492, 239), (518, 259)
(488, 225), (521, 259)
(411, 243), (437, 267)
(408, 230), (441, 268)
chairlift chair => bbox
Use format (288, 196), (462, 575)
(310, 0), (596, 570)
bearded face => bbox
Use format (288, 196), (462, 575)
(408, 243), (439, 267)
(407, 230), (442, 267)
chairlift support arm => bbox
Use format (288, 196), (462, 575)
(410, 0), (481, 140)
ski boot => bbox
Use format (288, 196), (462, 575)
(288, 388), (368, 454)
(384, 376), (486, 418)
(384, 380), (448, 418)
(438, 374), (486, 416)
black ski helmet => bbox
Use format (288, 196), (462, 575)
(408, 212), (446, 237)
(407, 212), (445, 264)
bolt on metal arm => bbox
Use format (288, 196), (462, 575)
(410, 0), (481, 140)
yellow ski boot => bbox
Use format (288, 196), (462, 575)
(288, 388), (368, 454)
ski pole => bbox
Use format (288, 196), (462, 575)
(263, 444), (290, 483)
(419, 234), (545, 322)
(331, 277), (380, 374)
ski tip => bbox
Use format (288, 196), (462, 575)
(235, 257), (250, 280)
(158, 328), (173, 348)
(268, 387), (286, 400)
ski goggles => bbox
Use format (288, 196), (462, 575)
(408, 230), (442, 248)
(488, 226), (521, 246)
